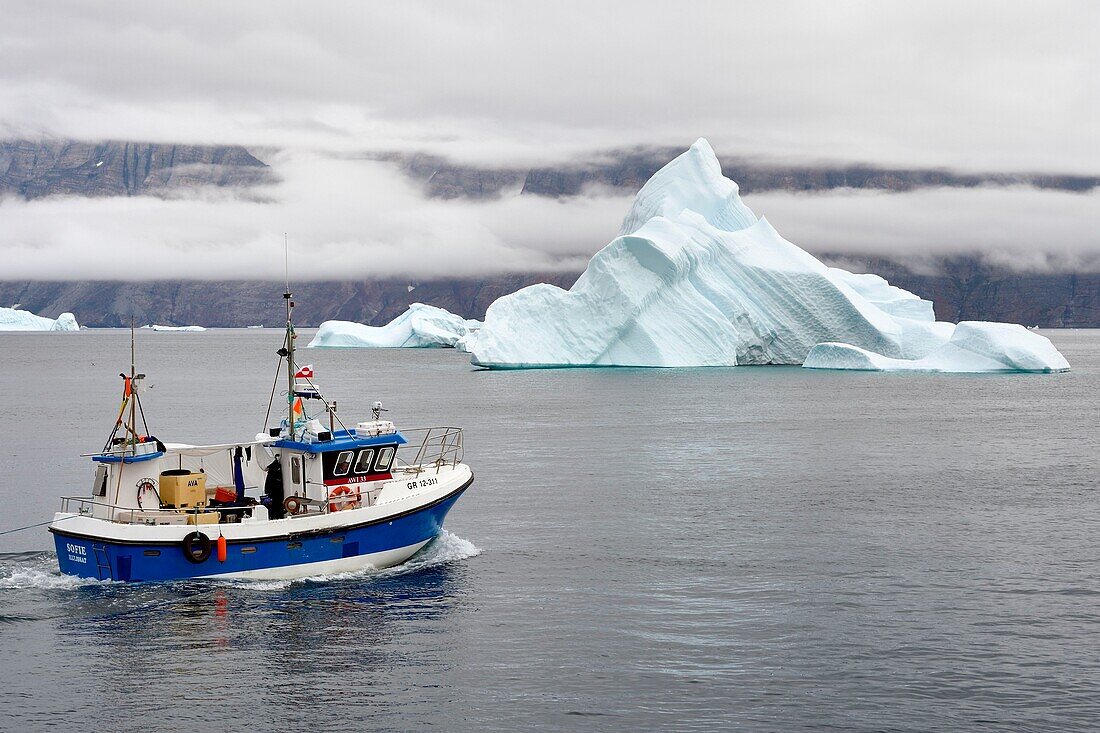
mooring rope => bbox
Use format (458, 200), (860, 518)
(0, 514), (78, 537)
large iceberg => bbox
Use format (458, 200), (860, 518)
(0, 306), (79, 332)
(468, 139), (1068, 373)
(804, 322), (1069, 373)
(308, 303), (480, 348)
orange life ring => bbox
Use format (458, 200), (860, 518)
(328, 485), (362, 512)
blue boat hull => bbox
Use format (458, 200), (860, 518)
(52, 488), (467, 582)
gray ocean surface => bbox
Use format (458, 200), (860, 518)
(1, 329), (1098, 732)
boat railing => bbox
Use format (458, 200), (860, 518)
(58, 496), (231, 524)
(396, 427), (463, 474)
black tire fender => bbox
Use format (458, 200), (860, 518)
(182, 531), (212, 563)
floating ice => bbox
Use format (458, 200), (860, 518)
(468, 139), (1069, 374)
(143, 324), (207, 332)
(0, 306), (80, 332)
(308, 303), (481, 348)
(804, 322), (1070, 373)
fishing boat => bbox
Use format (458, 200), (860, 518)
(48, 288), (473, 582)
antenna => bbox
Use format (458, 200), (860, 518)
(284, 232), (289, 293)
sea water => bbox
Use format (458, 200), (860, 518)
(1, 329), (1098, 732)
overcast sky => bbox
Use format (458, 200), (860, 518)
(0, 0), (1097, 279)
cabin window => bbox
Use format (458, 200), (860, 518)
(375, 447), (395, 473)
(354, 449), (375, 474)
(334, 451), (354, 476)
(290, 456), (301, 485)
(92, 464), (108, 497)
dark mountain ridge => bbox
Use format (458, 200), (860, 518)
(2, 258), (1098, 329)
(377, 149), (1100, 200)
(0, 139), (273, 199)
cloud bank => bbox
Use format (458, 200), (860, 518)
(2, 151), (1098, 280)
(0, 153), (616, 280)
(1, 0), (1097, 172)
(0, 1), (1096, 279)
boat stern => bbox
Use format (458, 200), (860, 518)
(51, 515), (108, 579)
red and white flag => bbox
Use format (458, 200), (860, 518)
(294, 365), (314, 379)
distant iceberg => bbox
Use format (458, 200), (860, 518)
(308, 303), (481, 348)
(468, 139), (1069, 373)
(804, 322), (1069, 373)
(0, 306), (79, 332)
(143, 324), (207, 332)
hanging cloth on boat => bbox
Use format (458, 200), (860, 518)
(233, 446), (246, 503)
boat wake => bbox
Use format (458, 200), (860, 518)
(0, 552), (110, 591)
(375, 529), (482, 578)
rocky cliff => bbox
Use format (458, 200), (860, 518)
(843, 258), (1100, 328)
(377, 149), (1100, 200)
(0, 139), (273, 198)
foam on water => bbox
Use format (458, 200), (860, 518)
(0, 552), (111, 591)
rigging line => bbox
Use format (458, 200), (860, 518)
(263, 354), (285, 431)
(290, 358), (350, 434)
(135, 390), (150, 436)
(0, 515), (78, 537)
(102, 388), (130, 452)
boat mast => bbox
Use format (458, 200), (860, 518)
(284, 234), (295, 436)
(129, 316), (137, 451)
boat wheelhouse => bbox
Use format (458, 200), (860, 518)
(49, 288), (472, 582)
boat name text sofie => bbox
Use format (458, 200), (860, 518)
(66, 543), (88, 564)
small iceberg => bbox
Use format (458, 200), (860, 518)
(455, 331), (479, 353)
(0, 306), (79, 332)
(468, 138), (1069, 374)
(803, 322), (1069, 373)
(308, 303), (481, 348)
(143, 324), (207, 332)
